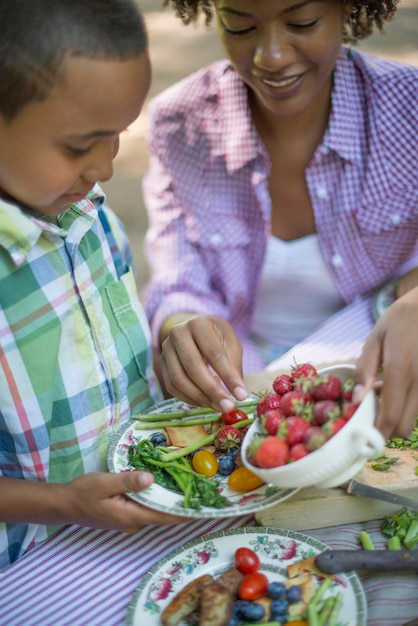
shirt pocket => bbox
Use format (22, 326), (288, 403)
(355, 193), (418, 235)
(184, 213), (252, 250)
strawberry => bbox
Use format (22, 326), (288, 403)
(342, 376), (355, 401)
(290, 362), (318, 383)
(312, 400), (341, 426)
(280, 415), (311, 447)
(260, 408), (284, 436)
(280, 390), (306, 417)
(256, 392), (282, 418)
(304, 426), (328, 451)
(288, 442), (310, 462)
(324, 418), (347, 438)
(214, 425), (243, 451)
(248, 435), (289, 469)
(342, 401), (358, 421)
(272, 373), (293, 396)
(311, 374), (342, 401)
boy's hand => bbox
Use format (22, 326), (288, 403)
(353, 286), (418, 440)
(159, 315), (248, 412)
(63, 472), (188, 531)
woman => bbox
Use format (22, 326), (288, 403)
(141, 0), (418, 437)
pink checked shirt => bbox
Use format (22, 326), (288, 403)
(142, 47), (418, 373)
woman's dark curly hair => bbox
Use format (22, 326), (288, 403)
(163, 0), (399, 43)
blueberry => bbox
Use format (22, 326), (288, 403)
(238, 601), (265, 622)
(270, 598), (289, 620)
(267, 581), (287, 599)
(232, 600), (252, 618)
(149, 432), (167, 447)
(286, 584), (302, 603)
(217, 454), (236, 475)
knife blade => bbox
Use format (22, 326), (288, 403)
(315, 548), (418, 574)
(346, 479), (418, 510)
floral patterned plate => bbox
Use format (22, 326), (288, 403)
(125, 527), (367, 625)
(107, 398), (299, 519)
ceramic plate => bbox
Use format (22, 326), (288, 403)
(125, 527), (367, 626)
(107, 398), (299, 519)
(371, 279), (397, 321)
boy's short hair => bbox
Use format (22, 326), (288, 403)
(0, 0), (148, 122)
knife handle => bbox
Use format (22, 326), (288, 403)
(315, 549), (418, 574)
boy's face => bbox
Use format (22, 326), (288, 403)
(0, 53), (151, 216)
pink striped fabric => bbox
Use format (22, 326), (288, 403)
(0, 517), (417, 625)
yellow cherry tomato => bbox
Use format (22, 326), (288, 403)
(283, 621), (309, 626)
(192, 450), (218, 477)
(227, 467), (264, 493)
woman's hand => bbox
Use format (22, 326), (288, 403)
(353, 286), (418, 439)
(159, 315), (248, 412)
(396, 267), (418, 298)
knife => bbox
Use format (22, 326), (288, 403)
(346, 479), (418, 510)
(315, 548), (418, 574)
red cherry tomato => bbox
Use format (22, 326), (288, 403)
(238, 571), (269, 601)
(221, 408), (248, 426)
(234, 547), (260, 575)
(191, 450), (218, 477)
(227, 467), (264, 493)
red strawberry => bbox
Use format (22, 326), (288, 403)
(342, 401), (358, 421)
(214, 425), (244, 451)
(312, 400), (341, 426)
(288, 442), (310, 462)
(324, 418), (347, 438)
(280, 390), (306, 417)
(261, 408), (285, 436)
(342, 376), (355, 401)
(272, 374), (293, 396)
(248, 435), (289, 469)
(280, 415), (311, 447)
(304, 426), (328, 451)
(290, 362), (318, 383)
(256, 393), (282, 418)
(311, 374), (342, 401)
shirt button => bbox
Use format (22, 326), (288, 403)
(331, 253), (343, 268)
(390, 213), (401, 225)
(209, 233), (223, 246)
(322, 146), (330, 155)
(316, 184), (328, 199)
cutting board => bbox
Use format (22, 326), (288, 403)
(244, 365), (418, 531)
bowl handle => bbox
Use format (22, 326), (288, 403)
(354, 427), (385, 458)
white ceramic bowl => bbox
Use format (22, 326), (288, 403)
(241, 364), (385, 489)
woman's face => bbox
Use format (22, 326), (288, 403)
(215, 0), (351, 120)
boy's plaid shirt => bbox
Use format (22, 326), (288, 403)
(0, 188), (161, 569)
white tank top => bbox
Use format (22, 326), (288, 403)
(251, 234), (345, 359)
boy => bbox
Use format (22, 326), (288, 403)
(0, 0), (193, 570)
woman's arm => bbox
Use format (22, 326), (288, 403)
(354, 286), (418, 439)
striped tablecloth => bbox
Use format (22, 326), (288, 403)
(0, 516), (417, 625)
(1, 296), (417, 625)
